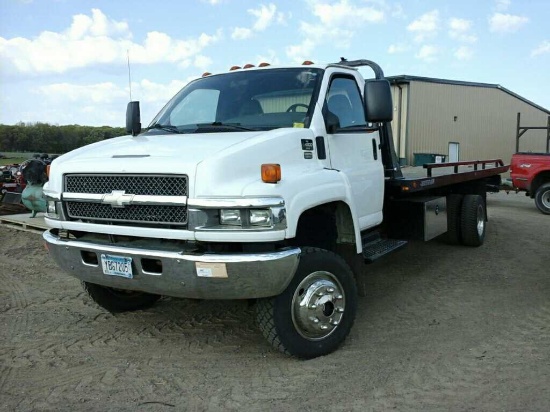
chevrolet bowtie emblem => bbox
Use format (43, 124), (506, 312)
(102, 190), (134, 208)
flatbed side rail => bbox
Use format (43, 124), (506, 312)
(423, 159), (505, 177)
(387, 159), (509, 194)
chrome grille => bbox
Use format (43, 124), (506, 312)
(65, 174), (188, 196)
(63, 174), (188, 227)
(66, 202), (187, 225)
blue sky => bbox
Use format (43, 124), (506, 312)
(1, 0), (548, 127)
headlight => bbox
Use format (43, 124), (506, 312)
(220, 209), (241, 225)
(249, 209), (271, 226)
(219, 209), (272, 227)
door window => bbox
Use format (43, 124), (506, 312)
(325, 77), (366, 129)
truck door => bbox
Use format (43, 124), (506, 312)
(324, 74), (384, 229)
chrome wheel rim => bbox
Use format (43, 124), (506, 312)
(542, 190), (550, 208)
(291, 271), (345, 340)
(477, 203), (485, 237)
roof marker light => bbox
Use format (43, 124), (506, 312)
(259, 62), (270, 67)
(202, 72), (212, 77)
(302, 60), (314, 65)
(243, 63), (255, 69)
(230, 65), (241, 71)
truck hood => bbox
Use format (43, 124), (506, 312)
(47, 131), (262, 193)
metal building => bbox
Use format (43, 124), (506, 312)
(387, 75), (550, 166)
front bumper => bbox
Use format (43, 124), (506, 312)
(43, 229), (300, 299)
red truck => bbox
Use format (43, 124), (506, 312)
(510, 113), (550, 214)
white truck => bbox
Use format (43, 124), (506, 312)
(43, 59), (508, 358)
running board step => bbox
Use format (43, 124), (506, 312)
(362, 237), (408, 263)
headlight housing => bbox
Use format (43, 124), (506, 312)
(219, 209), (272, 227)
(249, 209), (271, 226)
(220, 209), (242, 225)
(45, 198), (60, 219)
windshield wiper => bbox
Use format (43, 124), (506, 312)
(147, 123), (183, 133)
(200, 122), (257, 131)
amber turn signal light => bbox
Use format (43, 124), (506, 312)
(261, 164), (281, 183)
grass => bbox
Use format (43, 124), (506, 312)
(0, 152), (48, 166)
(1, 157), (28, 166)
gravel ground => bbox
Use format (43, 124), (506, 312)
(0, 191), (548, 411)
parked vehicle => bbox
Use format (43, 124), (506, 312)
(42, 58), (509, 358)
(510, 113), (550, 214)
(0, 163), (26, 199)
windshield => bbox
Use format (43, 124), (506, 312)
(148, 68), (323, 133)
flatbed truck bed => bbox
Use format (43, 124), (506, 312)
(387, 159), (508, 195)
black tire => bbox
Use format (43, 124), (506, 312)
(83, 282), (161, 313)
(534, 183), (550, 215)
(255, 247), (358, 359)
(460, 194), (486, 247)
(445, 194), (463, 244)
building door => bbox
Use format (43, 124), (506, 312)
(449, 142), (460, 162)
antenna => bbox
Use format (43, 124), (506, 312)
(127, 49), (132, 101)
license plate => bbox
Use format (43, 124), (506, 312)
(101, 254), (133, 278)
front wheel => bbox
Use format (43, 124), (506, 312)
(255, 247), (358, 359)
(534, 183), (550, 215)
(83, 282), (161, 313)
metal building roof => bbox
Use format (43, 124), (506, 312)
(386, 75), (550, 115)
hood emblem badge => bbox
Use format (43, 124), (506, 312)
(102, 190), (134, 208)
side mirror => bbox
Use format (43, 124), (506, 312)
(325, 110), (340, 134)
(364, 80), (393, 123)
(126, 101), (141, 136)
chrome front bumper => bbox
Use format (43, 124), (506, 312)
(43, 229), (300, 299)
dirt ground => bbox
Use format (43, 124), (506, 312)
(1, 191), (548, 411)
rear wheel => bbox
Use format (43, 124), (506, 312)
(255, 247), (357, 359)
(460, 194), (486, 247)
(83, 282), (161, 313)
(534, 183), (550, 215)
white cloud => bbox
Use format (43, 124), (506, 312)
(134, 79), (189, 103)
(194, 55), (213, 70)
(202, 0), (222, 4)
(454, 46), (474, 61)
(299, 21), (354, 47)
(250, 4), (277, 31)
(255, 49), (281, 66)
(387, 43), (409, 54)
(449, 18), (477, 43)
(277, 11), (291, 25)
(489, 13), (529, 33)
(286, 39), (315, 64)
(311, 0), (385, 25)
(531, 40), (550, 57)
(232, 3), (287, 41)
(36, 79), (189, 106)
(37, 82), (127, 104)
(31, 78), (193, 126)
(407, 10), (439, 42)
(231, 27), (253, 40)
(415, 45), (438, 62)
(0, 9), (221, 75)
(495, 0), (511, 12)
(286, 0), (385, 62)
